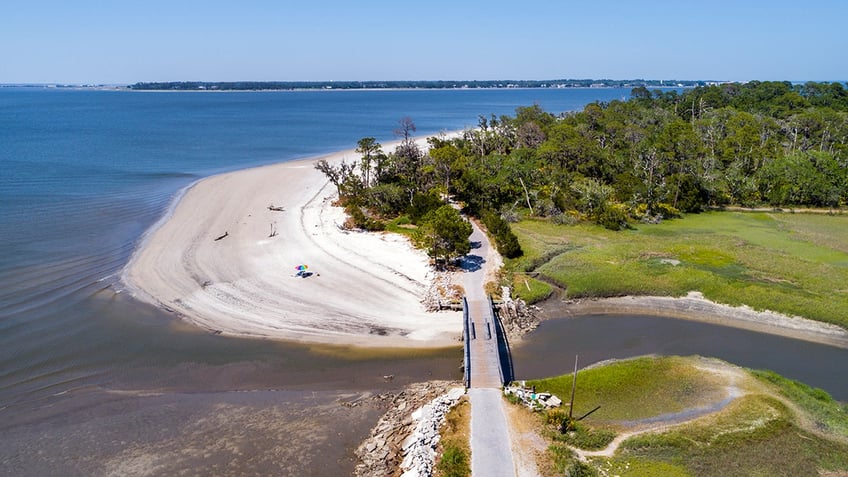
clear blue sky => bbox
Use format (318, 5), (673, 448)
(2, 0), (846, 84)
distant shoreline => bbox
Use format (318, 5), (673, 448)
(126, 79), (703, 91)
(0, 79), (704, 91)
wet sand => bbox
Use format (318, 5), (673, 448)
(1, 386), (384, 477)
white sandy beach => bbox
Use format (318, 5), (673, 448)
(123, 144), (462, 348)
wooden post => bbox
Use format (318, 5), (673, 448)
(569, 354), (578, 420)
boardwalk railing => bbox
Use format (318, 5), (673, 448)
(462, 296), (471, 388)
(489, 296), (514, 386)
(482, 295), (504, 386)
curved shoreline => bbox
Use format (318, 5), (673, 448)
(122, 136), (848, 351)
(122, 141), (463, 348)
(547, 291), (848, 349)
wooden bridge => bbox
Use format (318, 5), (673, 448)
(463, 296), (514, 389)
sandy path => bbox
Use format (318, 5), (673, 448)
(123, 145), (462, 348)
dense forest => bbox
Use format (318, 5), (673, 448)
(317, 81), (848, 260)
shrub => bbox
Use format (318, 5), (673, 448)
(344, 204), (385, 231)
(546, 409), (568, 427)
(407, 192), (446, 224)
(482, 210), (524, 258)
(553, 421), (616, 451)
(436, 443), (470, 477)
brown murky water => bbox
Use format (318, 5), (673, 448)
(6, 286), (848, 476)
(0, 289), (462, 476)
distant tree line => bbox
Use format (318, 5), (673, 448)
(128, 79), (706, 91)
(316, 81), (848, 262)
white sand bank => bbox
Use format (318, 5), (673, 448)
(123, 144), (462, 348)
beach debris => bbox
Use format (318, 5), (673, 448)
(504, 381), (563, 410)
(268, 204), (285, 212)
(214, 231), (229, 241)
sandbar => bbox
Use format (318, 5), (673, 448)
(123, 142), (462, 348)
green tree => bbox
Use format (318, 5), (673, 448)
(420, 205), (472, 264)
(315, 159), (358, 198)
(756, 151), (841, 206)
(355, 137), (383, 188)
(427, 140), (462, 195)
(482, 211), (523, 258)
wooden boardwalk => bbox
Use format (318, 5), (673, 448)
(464, 297), (506, 388)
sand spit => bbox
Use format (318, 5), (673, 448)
(123, 143), (462, 348)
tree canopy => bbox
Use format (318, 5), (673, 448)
(419, 205), (472, 263)
(316, 81), (848, 250)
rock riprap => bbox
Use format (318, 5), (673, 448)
(354, 382), (466, 477)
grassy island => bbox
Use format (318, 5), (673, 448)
(512, 356), (848, 476)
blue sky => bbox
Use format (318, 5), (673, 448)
(2, 0), (846, 84)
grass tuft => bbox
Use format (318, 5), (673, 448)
(435, 398), (471, 477)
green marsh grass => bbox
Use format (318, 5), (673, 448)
(510, 212), (848, 328)
(595, 458), (690, 477)
(522, 357), (848, 476)
(620, 394), (848, 476)
(752, 369), (848, 437)
(526, 356), (724, 423)
(510, 273), (554, 304)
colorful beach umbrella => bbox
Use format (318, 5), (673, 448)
(295, 264), (308, 271)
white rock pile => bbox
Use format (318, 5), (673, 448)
(399, 387), (466, 477)
(498, 286), (542, 340)
(354, 381), (463, 477)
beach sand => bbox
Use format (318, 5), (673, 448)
(123, 144), (462, 348)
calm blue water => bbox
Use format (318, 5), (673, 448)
(0, 87), (632, 414)
(2, 87), (847, 475)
